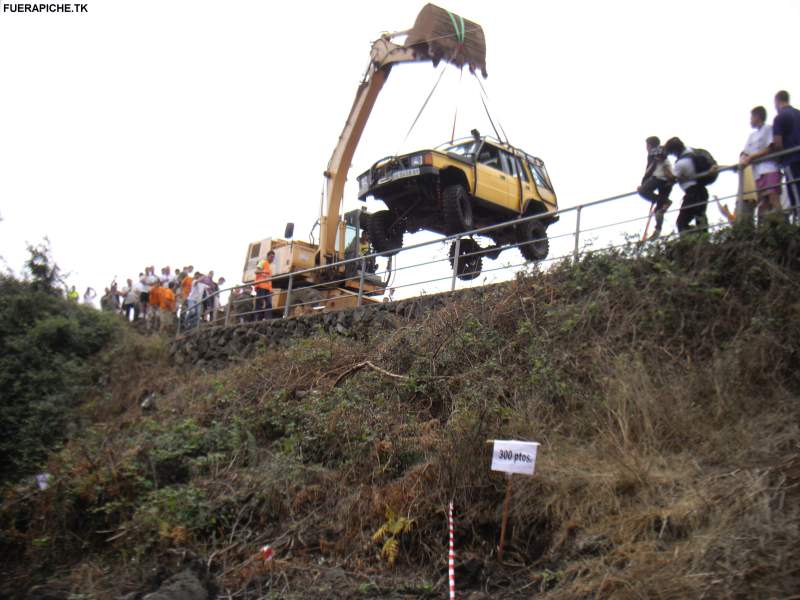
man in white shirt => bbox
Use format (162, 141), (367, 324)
(121, 278), (139, 321)
(187, 273), (209, 328)
(740, 106), (782, 222)
(665, 137), (710, 234)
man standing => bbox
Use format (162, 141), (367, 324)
(638, 136), (673, 238)
(159, 282), (177, 333)
(664, 137), (713, 234)
(148, 280), (163, 331)
(83, 287), (97, 307)
(139, 268), (155, 319)
(254, 250), (275, 321)
(740, 106), (782, 223)
(121, 278), (139, 321)
(771, 90), (800, 221)
(187, 272), (209, 329)
(180, 267), (194, 310)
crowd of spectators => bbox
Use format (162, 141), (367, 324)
(637, 90), (800, 235)
(65, 265), (230, 332)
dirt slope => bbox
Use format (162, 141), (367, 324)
(2, 226), (800, 599)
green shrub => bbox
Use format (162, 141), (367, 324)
(0, 270), (120, 484)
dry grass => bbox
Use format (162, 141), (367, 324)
(2, 226), (800, 599)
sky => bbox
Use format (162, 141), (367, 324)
(1, 0), (798, 299)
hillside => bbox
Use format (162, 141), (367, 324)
(2, 226), (800, 599)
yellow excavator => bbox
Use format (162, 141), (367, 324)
(242, 4), (487, 315)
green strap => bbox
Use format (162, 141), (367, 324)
(446, 10), (466, 43)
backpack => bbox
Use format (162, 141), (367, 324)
(687, 148), (718, 186)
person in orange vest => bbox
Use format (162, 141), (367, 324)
(159, 281), (177, 332)
(148, 279), (163, 331)
(254, 250), (275, 321)
(180, 266), (194, 307)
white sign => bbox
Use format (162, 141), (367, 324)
(490, 440), (539, 476)
(35, 473), (51, 490)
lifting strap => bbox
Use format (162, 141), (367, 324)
(399, 65), (446, 149)
(446, 10), (466, 44)
(474, 74), (509, 145)
(451, 67), (463, 144)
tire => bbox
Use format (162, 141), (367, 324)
(367, 210), (404, 255)
(448, 238), (483, 281)
(516, 217), (549, 261)
(442, 184), (474, 234)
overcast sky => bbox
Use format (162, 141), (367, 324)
(1, 0), (798, 298)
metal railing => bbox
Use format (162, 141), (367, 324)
(176, 145), (800, 335)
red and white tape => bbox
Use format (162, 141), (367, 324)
(260, 545), (274, 562)
(448, 501), (456, 599)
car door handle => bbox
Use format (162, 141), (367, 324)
(499, 175), (506, 180)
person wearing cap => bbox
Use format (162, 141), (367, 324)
(253, 251), (275, 321)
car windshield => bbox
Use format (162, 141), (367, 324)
(437, 140), (478, 157)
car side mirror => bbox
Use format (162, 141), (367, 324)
(284, 222), (294, 239)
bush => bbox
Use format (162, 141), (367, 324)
(0, 273), (120, 484)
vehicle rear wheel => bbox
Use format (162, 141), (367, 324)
(516, 217), (549, 261)
(442, 184), (474, 234)
(448, 238), (483, 280)
(367, 210), (404, 255)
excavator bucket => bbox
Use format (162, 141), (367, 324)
(404, 3), (487, 77)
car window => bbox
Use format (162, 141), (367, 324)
(478, 145), (501, 170)
(538, 162), (553, 189)
(444, 141), (478, 158)
(527, 158), (551, 190)
(500, 151), (517, 176)
(516, 158), (530, 182)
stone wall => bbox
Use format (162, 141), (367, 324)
(168, 288), (486, 367)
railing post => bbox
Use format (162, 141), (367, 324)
(573, 205), (582, 261)
(357, 257), (366, 307)
(224, 292), (232, 327)
(282, 274), (293, 319)
(450, 238), (461, 292)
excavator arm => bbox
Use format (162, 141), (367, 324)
(318, 3), (487, 265)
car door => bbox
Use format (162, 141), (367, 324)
(474, 143), (511, 207)
(499, 151), (523, 212)
(516, 158), (538, 212)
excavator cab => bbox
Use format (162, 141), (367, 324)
(341, 208), (379, 280)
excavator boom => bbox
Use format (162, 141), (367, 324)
(318, 3), (487, 265)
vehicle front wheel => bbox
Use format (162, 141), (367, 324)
(442, 184), (474, 234)
(448, 238), (483, 280)
(516, 217), (549, 261)
(367, 210), (404, 255)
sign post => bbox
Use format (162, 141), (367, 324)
(489, 439), (539, 563)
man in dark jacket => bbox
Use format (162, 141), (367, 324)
(772, 90), (800, 222)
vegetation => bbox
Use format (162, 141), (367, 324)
(1, 226), (799, 598)
(0, 244), (120, 484)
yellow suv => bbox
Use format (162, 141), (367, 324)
(357, 131), (558, 278)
